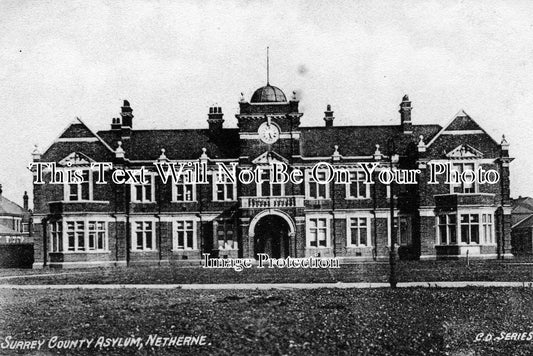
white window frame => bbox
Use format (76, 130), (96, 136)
(481, 213), (494, 244)
(256, 167), (285, 197)
(173, 218), (197, 250)
(212, 174), (237, 201)
(172, 177), (196, 202)
(131, 219), (157, 251)
(305, 170), (330, 200)
(346, 215), (371, 247)
(306, 215), (330, 248)
(436, 210), (495, 246)
(345, 170), (370, 199)
(131, 173), (155, 203)
(64, 169), (93, 202)
(449, 161), (477, 194)
(49, 221), (63, 252)
(215, 219), (236, 249)
(64, 219), (108, 252)
(437, 213), (458, 245)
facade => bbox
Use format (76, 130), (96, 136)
(32, 82), (513, 268)
(0, 186), (33, 267)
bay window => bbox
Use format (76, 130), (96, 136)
(437, 212), (493, 245)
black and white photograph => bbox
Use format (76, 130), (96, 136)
(1, 1), (533, 355)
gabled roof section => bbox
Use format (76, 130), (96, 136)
(445, 110), (483, 131)
(59, 119), (98, 138)
(58, 152), (95, 167)
(43, 117), (114, 158)
(445, 144), (483, 159)
(252, 151), (288, 165)
(427, 110), (498, 147)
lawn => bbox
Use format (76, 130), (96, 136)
(1, 259), (532, 285)
(1, 287), (533, 355)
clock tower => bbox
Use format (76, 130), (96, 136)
(236, 84), (303, 161)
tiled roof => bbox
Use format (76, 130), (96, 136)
(512, 214), (533, 229)
(0, 224), (22, 236)
(0, 196), (26, 216)
(96, 125), (441, 161)
(299, 124), (441, 157)
(98, 129), (241, 160)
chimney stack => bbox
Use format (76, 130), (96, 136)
(23, 191), (28, 210)
(207, 106), (224, 133)
(324, 104), (334, 127)
(111, 100), (134, 133)
(399, 95), (412, 133)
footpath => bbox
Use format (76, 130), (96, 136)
(0, 281), (532, 289)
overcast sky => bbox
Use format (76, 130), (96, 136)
(1, 0), (533, 207)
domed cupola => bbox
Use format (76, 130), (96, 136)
(250, 84), (287, 103)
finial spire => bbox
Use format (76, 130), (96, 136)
(266, 46), (270, 85)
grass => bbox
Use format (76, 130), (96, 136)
(1, 259), (532, 285)
(1, 287), (533, 355)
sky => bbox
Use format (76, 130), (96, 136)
(1, 0), (533, 208)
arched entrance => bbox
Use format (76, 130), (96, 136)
(254, 215), (290, 258)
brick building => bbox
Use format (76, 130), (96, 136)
(31, 83), (513, 268)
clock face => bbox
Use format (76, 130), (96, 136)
(258, 122), (280, 144)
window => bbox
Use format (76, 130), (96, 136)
(438, 213), (491, 245)
(256, 169), (283, 197)
(174, 177), (195, 202)
(482, 213), (494, 244)
(88, 221), (106, 251)
(67, 221), (85, 251)
(308, 218), (328, 247)
(308, 171), (328, 199)
(398, 217), (409, 245)
(131, 174), (154, 202)
(437, 214), (457, 245)
(346, 171), (369, 199)
(66, 220), (107, 252)
(460, 214), (479, 244)
(22, 223), (29, 233)
(175, 220), (195, 250)
(214, 175), (236, 201)
(132, 221), (155, 251)
(216, 220), (235, 249)
(451, 163), (476, 193)
(348, 217), (369, 246)
(50, 221), (62, 252)
(67, 170), (91, 201)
